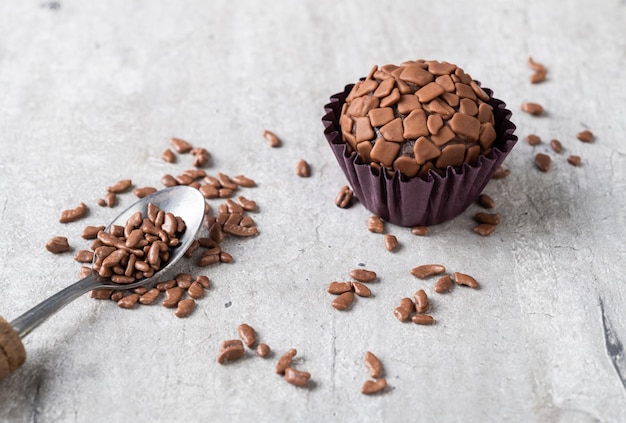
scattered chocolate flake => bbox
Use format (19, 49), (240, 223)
(567, 155), (582, 166)
(535, 153), (551, 172)
(576, 130), (594, 143)
(526, 134), (542, 146)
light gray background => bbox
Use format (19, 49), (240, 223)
(1, 1), (625, 422)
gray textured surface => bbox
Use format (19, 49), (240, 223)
(1, 0), (625, 422)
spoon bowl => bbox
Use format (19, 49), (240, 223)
(0, 186), (206, 380)
(96, 185), (206, 290)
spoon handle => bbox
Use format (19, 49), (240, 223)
(9, 275), (101, 339)
(0, 275), (101, 380)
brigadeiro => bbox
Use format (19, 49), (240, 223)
(322, 59), (517, 227)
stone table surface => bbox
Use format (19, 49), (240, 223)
(1, 0), (625, 422)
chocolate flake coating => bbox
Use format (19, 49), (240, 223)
(339, 60), (497, 179)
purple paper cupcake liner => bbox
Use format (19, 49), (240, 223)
(322, 82), (518, 227)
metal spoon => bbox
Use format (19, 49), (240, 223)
(0, 185), (206, 379)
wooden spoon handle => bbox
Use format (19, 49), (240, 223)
(0, 316), (26, 380)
